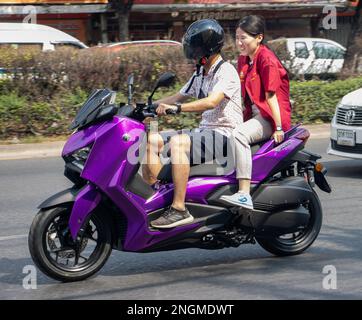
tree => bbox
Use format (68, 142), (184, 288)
(342, 0), (362, 74)
(109, 0), (134, 42)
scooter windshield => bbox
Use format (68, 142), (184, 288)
(69, 89), (116, 130)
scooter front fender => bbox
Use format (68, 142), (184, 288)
(38, 187), (79, 210)
(68, 184), (101, 240)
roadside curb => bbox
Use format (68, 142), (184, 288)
(304, 123), (330, 139)
(0, 141), (65, 161)
(0, 124), (330, 161)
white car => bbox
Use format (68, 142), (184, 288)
(268, 37), (346, 75)
(0, 23), (88, 51)
(327, 88), (362, 159)
(0, 23), (88, 78)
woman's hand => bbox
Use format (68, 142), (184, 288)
(156, 103), (178, 116)
(273, 129), (285, 144)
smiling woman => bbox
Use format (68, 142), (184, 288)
(220, 14), (292, 210)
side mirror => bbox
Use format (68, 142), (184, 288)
(155, 72), (176, 88)
(127, 73), (134, 105)
(148, 72), (176, 105)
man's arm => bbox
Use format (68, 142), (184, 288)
(181, 91), (225, 112)
(156, 91), (225, 115)
(154, 93), (189, 105)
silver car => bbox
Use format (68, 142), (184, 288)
(327, 88), (362, 159)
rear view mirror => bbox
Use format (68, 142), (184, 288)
(155, 72), (176, 88)
(148, 72), (176, 105)
(127, 73), (134, 105)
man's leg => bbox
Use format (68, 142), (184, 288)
(142, 132), (164, 185)
(150, 133), (194, 228)
(169, 134), (191, 211)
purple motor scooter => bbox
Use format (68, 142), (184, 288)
(28, 72), (331, 282)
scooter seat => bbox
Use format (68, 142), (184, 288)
(156, 139), (270, 183)
(157, 162), (231, 183)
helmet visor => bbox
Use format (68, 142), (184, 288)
(183, 39), (205, 60)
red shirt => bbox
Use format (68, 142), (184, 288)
(237, 45), (291, 131)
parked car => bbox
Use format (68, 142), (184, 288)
(0, 23), (88, 51)
(268, 37), (346, 76)
(327, 88), (362, 159)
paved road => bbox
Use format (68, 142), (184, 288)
(0, 137), (361, 299)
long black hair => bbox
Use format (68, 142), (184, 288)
(237, 15), (265, 43)
(236, 15), (289, 74)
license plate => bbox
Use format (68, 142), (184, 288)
(337, 129), (355, 146)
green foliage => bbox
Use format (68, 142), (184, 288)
(1, 42), (362, 139)
(290, 76), (362, 124)
(0, 46), (192, 101)
(2, 77), (362, 139)
(0, 89), (87, 137)
(0, 92), (27, 128)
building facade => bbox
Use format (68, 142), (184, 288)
(0, 0), (360, 46)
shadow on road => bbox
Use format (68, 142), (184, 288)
(323, 159), (362, 179)
(1, 224), (360, 299)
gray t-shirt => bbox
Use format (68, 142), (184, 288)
(180, 56), (244, 137)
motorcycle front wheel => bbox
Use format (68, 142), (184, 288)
(28, 205), (112, 282)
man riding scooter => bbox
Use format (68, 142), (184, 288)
(142, 19), (244, 229)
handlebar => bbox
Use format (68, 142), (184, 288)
(142, 103), (177, 117)
(166, 108), (177, 115)
(130, 102), (177, 121)
(142, 103), (158, 118)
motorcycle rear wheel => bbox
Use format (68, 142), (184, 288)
(256, 190), (322, 256)
(28, 205), (112, 282)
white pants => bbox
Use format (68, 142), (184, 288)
(233, 106), (273, 180)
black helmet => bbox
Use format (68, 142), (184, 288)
(183, 19), (225, 60)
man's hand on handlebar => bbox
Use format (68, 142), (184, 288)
(156, 103), (178, 116)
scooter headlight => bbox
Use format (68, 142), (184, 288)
(66, 145), (92, 171)
(72, 146), (91, 163)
